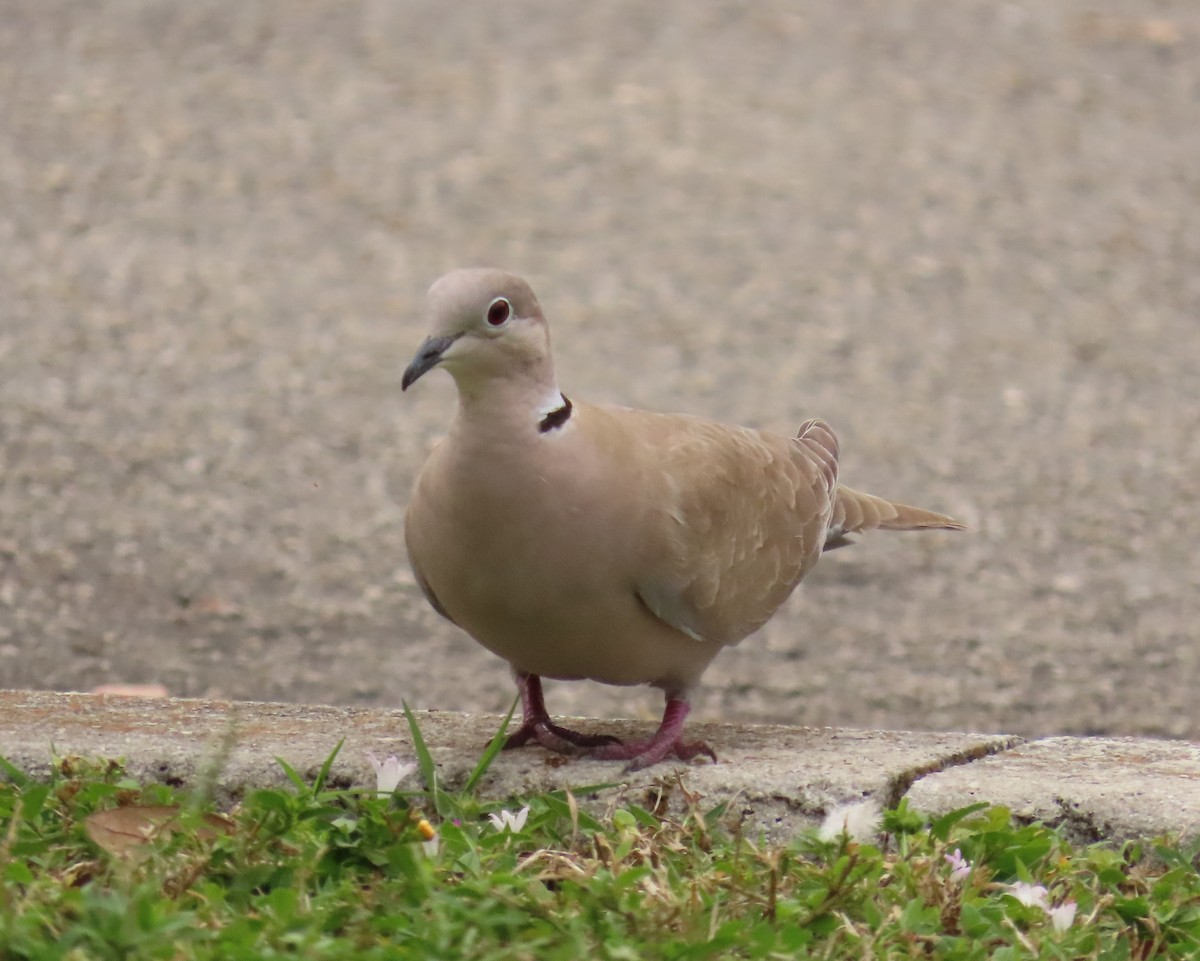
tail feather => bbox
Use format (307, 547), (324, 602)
(825, 485), (964, 550)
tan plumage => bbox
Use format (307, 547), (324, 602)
(402, 268), (963, 770)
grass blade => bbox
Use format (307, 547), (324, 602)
(462, 696), (517, 797)
(930, 802), (990, 841)
(274, 755), (308, 793)
(0, 755), (30, 788)
(312, 739), (344, 795)
(402, 701), (441, 813)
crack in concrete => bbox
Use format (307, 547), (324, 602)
(884, 735), (1025, 809)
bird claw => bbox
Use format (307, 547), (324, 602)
(504, 677), (714, 771)
(591, 737), (718, 772)
(504, 718), (622, 754)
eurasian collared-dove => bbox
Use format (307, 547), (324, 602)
(402, 268), (963, 770)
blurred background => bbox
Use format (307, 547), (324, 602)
(1, 1), (1197, 739)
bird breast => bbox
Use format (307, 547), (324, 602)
(405, 420), (716, 687)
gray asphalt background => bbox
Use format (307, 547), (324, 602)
(2, 1), (1197, 739)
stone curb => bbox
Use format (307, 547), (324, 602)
(2, 691), (1196, 845)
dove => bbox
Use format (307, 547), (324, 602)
(401, 268), (963, 770)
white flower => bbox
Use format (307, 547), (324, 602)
(1004, 882), (1077, 930)
(487, 806), (530, 833)
(1047, 900), (1077, 932)
(817, 799), (882, 842)
(366, 752), (417, 796)
(1007, 881), (1050, 910)
(944, 848), (972, 882)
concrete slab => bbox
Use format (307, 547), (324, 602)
(0, 691), (1015, 842)
(907, 736), (1200, 845)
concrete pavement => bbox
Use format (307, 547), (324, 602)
(3, 690), (1196, 846)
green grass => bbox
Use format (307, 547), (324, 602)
(1, 740), (1199, 960)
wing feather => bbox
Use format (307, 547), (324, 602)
(633, 415), (839, 647)
(405, 500), (458, 625)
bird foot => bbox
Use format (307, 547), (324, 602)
(588, 736), (718, 772)
(587, 695), (717, 771)
(504, 675), (715, 771)
(503, 716), (622, 755)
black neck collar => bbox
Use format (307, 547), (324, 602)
(537, 395), (573, 433)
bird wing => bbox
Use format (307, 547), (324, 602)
(631, 415), (839, 647)
(404, 495), (458, 625)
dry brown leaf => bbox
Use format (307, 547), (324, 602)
(85, 805), (233, 859)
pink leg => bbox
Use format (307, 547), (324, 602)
(503, 672), (621, 754)
(588, 696), (717, 772)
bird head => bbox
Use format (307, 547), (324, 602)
(402, 268), (553, 394)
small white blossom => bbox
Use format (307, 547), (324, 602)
(944, 848), (972, 882)
(818, 799), (882, 842)
(1047, 900), (1077, 932)
(487, 806), (530, 833)
(1004, 882), (1077, 930)
(1007, 881), (1050, 910)
(366, 752), (417, 796)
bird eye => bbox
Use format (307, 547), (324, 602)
(486, 297), (511, 327)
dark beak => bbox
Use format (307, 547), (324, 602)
(401, 334), (461, 391)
